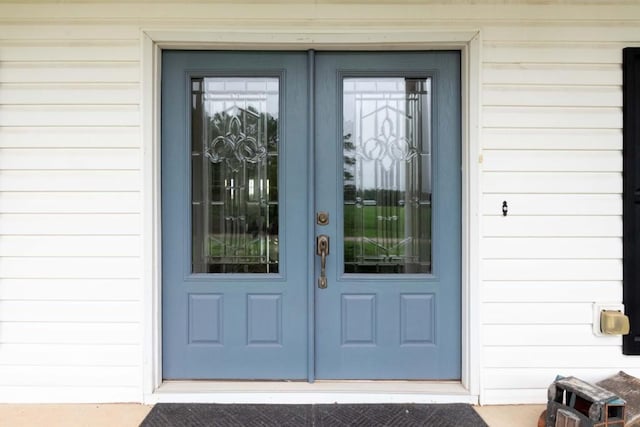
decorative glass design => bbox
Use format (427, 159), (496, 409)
(191, 77), (279, 273)
(343, 77), (432, 274)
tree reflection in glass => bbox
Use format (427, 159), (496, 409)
(191, 77), (279, 273)
(343, 77), (432, 274)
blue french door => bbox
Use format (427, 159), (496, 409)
(161, 50), (460, 380)
(161, 51), (310, 379)
(314, 52), (461, 379)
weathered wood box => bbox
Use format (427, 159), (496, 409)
(546, 376), (625, 427)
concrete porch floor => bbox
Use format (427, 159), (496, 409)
(0, 403), (546, 426)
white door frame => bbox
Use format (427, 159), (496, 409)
(140, 28), (482, 404)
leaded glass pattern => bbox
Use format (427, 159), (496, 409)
(343, 77), (432, 274)
(191, 77), (279, 273)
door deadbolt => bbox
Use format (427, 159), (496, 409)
(317, 211), (329, 226)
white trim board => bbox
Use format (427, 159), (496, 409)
(141, 28), (482, 404)
(152, 381), (477, 405)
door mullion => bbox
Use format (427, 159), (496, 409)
(307, 49), (316, 383)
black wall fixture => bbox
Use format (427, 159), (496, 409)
(623, 47), (640, 355)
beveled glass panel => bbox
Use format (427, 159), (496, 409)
(343, 77), (432, 274)
(192, 77), (279, 273)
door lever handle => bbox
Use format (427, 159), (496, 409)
(316, 235), (330, 289)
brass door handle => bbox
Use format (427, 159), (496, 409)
(316, 235), (330, 289)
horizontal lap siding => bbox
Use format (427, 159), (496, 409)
(0, 22), (141, 402)
(0, 0), (639, 406)
(481, 25), (640, 404)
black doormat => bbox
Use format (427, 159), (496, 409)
(140, 403), (487, 427)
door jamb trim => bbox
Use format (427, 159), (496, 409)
(141, 29), (482, 403)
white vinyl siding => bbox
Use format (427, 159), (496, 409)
(0, 0), (638, 404)
(480, 21), (639, 403)
(0, 16), (141, 403)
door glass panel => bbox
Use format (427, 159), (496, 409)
(343, 77), (432, 274)
(191, 77), (279, 273)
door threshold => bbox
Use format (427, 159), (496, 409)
(150, 380), (477, 404)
